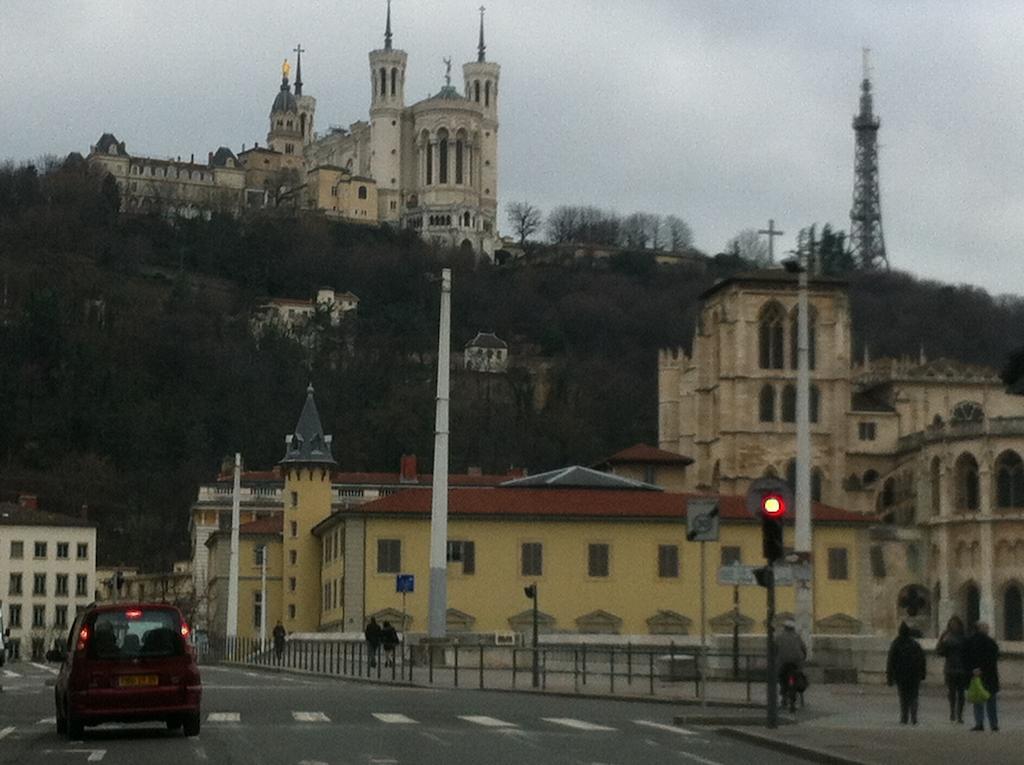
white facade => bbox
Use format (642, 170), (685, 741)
(0, 503), (97, 661)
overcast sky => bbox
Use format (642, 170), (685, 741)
(3, 1), (1023, 296)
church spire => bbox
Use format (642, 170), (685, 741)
(293, 44), (305, 96)
(385, 0), (393, 51)
(477, 5), (486, 62)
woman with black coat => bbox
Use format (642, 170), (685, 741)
(937, 615), (968, 723)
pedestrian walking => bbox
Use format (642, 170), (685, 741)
(272, 620), (287, 663)
(775, 620), (807, 711)
(886, 622), (927, 725)
(964, 621), (1000, 732)
(365, 616), (382, 669)
(381, 621), (399, 668)
(937, 615), (968, 723)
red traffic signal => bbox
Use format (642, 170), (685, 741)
(761, 493), (786, 518)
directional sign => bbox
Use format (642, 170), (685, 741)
(395, 574), (415, 593)
(717, 563), (811, 586)
(686, 498), (720, 542)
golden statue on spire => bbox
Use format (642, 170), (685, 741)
(282, 59), (291, 79)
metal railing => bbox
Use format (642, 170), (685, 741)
(202, 636), (768, 703)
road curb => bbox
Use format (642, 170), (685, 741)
(716, 727), (872, 765)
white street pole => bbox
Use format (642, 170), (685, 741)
(795, 245), (814, 656)
(699, 540), (707, 707)
(428, 269), (452, 640)
(259, 545), (267, 652)
(226, 453), (241, 642)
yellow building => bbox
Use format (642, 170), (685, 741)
(314, 466), (873, 637)
(205, 517), (283, 640)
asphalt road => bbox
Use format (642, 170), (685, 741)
(0, 661), (805, 764)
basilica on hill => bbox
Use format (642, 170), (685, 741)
(85, 3), (501, 258)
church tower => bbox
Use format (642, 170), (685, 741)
(279, 385), (336, 633)
(293, 44), (317, 146)
(267, 59), (304, 161)
(462, 7), (500, 232)
(368, 0), (407, 222)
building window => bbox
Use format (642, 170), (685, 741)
(810, 385), (820, 423)
(57, 542), (69, 559)
(289, 577), (296, 592)
(55, 605), (68, 628)
(8, 573), (22, 595)
(455, 140), (464, 184)
(389, 200), (397, 210)
(9, 604), (22, 628)
(288, 604), (296, 620)
(789, 307), (817, 370)
(811, 468), (823, 502)
(253, 592), (263, 629)
(76, 543), (88, 560)
(426, 143), (433, 185)
(290, 491), (298, 508)
(33, 573), (46, 596)
(955, 453), (980, 511)
(438, 134), (449, 184)
(290, 521), (298, 538)
(289, 550), (297, 565)
(10, 540), (23, 559)
(759, 384), (775, 422)
(828, 548), (849, 580)
(996, 451), (1024, 509)
(254, 545), (266, 566)
(781, 384), (797, 422)
(758, 302), (785, 369)
(658, 545), (679, 578)
(377, 539), (401, 573)
(485, 80), (491, 107)
(55, 574), (69, 596)
(521, 542), (543, 576)
(446, 540), (476, 574)
(34, 541), (47, 559)
(32, 605), (46, 628)
(858, 422), (877, 441)
(721, 546), (742, 566)
(474, 80), (481, 102)
(75, 574), (88, 596)
(358, 185), (367, 199)
(588, 543), (610, 577)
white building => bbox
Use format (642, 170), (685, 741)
(0, 496), (97, 660)
(251, 288), (359, 338)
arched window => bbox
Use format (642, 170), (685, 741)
(380, 67), (387, 96)
(863, 469), (879, 487)
(426, 143), (433, 185)
(781, 384), (796, 422)
(789, 306), (817, 370)
(995, 451), (1024, 509)
(951, 401), (984, 424)
(485, 80), (491, 107)
(930, 457), (941, 515)
(810, 385), (820, 423)
(955, 453), (980, 511)
(474, 80), (481, 102)
(964, 583), (981, 628)
(455, 139), (464, 184)
(437, 129), (449, 184)
(300, 113), (306, 137)
(758, 302), (785, 369)
(811, 468), (823, 502)
(759, 384), (775, 422)
(391, 67), (398, 96)
(357, 186), (367, 200)
(1005, 584), (1024, 641)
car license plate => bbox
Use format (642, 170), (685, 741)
(118, 674), (159, 687)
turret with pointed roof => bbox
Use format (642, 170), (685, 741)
(280, 384), (336, 468)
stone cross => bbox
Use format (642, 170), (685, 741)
(758, 219), (785, 263)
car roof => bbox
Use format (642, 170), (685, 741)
(85, 602), (184, 615)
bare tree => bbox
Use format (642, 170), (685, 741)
(506, 201), (543, 246)
(546, 205), (581, 243)
(725, 228), (771, 266)
(665, 215), (694, 251)
(620, 212), (650, 250)
(576, 206), (620, 245)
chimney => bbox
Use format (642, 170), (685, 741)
(399, 454), (417, 484)
(190, 153), (194, 163)
(18, 493), (38, 510)
(80, 503), (89, 520)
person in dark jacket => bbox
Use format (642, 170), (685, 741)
(381, 621), (399, 667)
(963, 621), (1000, 731)
(937, 615), (968, 723)
(887, 622), (927, 725)
(272, 620), (287, 663)
(365, 617), (382, 669)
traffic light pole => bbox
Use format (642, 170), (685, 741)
(765, 562), (779, 729)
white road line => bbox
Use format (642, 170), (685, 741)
(458, 715), (517, 728)
(292, 711), (330, 722)
(87, 752), (106, 763)
(633, 720), (696, 735)
(192, 744), (209, 761)
(30, 662), (58, 674)
(37, 717), (56, 725)
(542, 718), (617, 732)
(207, 712), (240, 722)
(3, 669), (20, 678)
(0, 726), (15, 740)
(372, 713), (418, 724)
(675, 751), (724, 765)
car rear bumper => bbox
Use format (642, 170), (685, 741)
(70, 686), (201, 722)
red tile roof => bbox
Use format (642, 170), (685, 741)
(342, 487), (871, 524)
(238, 516), (283, 535)
(598, 443), (695, 466)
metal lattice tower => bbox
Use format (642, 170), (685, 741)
(849, 49), (888, 270)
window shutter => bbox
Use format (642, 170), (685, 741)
(463, 541), (475, 574)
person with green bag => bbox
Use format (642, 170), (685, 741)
(963, 621), (1000, 731)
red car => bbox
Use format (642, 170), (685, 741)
(49, 603), (202, 738)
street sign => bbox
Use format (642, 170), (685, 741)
(686, 498), (720, 542)
(717, 562), (811, 586)
(396, 574), (415, 593)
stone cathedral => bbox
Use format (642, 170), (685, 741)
(86, 4), (501, 258)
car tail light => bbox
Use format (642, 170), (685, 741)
(75, 625), (90, 652)
(180, 621), (191, 639)
(125, 609), (143, 619)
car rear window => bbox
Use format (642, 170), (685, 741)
(88, 608), (183, 660)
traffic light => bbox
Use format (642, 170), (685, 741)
(746, 478), (792, 564)
(524, 584), (536, 599)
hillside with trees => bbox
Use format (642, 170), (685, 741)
(2, 158), (1023, 566)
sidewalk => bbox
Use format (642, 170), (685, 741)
(719, 684), (1024, 765)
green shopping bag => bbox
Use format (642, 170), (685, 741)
(966, 675), (990, 704)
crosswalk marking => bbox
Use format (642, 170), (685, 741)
(37, 717), (56, 725)
(372, 713), (418, 724)
(458, 715), (517, 728)
(30, 662), (58, 674)
(0, 726), (15, 740)
(292, 711), (331, 723)
(542, 717), (617, 732)
(207, 712), (240, 723)
(633, 720), (696, 735)
(3, 669), (20, 678)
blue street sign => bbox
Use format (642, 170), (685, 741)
(396, 574), (415, 593)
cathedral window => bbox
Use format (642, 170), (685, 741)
(996, 451), (1024, 509)
(285, 144), (294, 155)
(758, 302), (785, 369)
(758, 384), (775, 422)
(438, 130), (449, 184)
(455, 140), (464, 184)
(789, 306), (817, 370)
(474, 80), (481, 102)
(485, 80), (491, 107)
(391, 67), (398, 96)
(954, 452), (980, 511)
(300, 114), (306, 136)
(358, 186), (368, 200)
(810, 385), (820, 423)
(929, 458), (941, 515)
(781, 384), (796, 422)
(951, 401), (984, 424)
(380, 67), (387, 96)
(426, 143), (433, 185)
